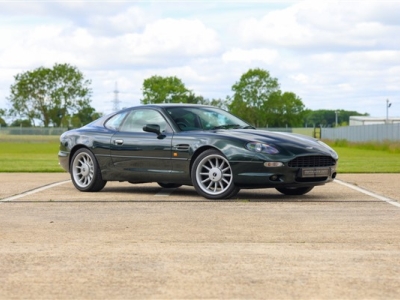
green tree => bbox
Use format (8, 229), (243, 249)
(10, 119), (32, 127)
(262, 91), (306, 127)
(229, 68), (305, 127)
(306, 109), (369, 127)
(185, 92), (229, 109)
(0, 109), (7, 126)
(72, 103), (103, 128)
(182, 93), (230, 110)
(229, 68), (280, 127)
(185, 93), (209, 105)
(209, 97), (229, 110)
(141, 75), (190, 104)
(302, 109), (314, 127)
(8, 63), (94, 127)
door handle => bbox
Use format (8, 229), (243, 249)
(114, 139), (124, 145)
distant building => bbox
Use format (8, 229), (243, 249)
(349, 116), (400, 126)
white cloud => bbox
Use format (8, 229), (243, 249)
(290, 73), (309, 84)
(238, 1), (400, 50)
(0, 1), (399, 118)
(134, 18), (220, 56)
(87, 6), (148, 35)
(222, 48), (279, 64)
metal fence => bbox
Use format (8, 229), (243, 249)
(2, 126), (318, 137)
(259, 127), (317, 137)
(0, 126), (68, 136)
(321, 123), (400, 142)
(2, 124), (399, 142)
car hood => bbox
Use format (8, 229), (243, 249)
(210, 129), (338, 158)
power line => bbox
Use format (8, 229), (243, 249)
(113, 82), (120, 112)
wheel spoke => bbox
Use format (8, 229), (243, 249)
(202, 178), (211, 184)
(218, 181), (224, 190)
(222, 166), (230, 172)
(209, 159), (215, 168)
(218, 158), (224, 168)
(206, 181), (213, 190)
(203, 165), (211, 171)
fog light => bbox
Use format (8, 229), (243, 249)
(270, 175), (278, 181)
(264, 162), (284, 167)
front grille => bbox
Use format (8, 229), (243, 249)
(288, 155), (336, 168)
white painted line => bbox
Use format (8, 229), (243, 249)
(155, 188), (176, 197)
(0, 180), (71, 202)
(334, 179), (400, 208)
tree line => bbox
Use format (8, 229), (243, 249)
(0, 63), (368, 128)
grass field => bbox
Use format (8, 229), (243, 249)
(329, 147), (400, 173)
(0, 135), (399, 173)
(324, 140), (400, 173)
(0, 135), (62, 172)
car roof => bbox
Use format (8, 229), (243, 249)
(133, 103), (215, 109)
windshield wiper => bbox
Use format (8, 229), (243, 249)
(211, 124), (255, 130)
(211, 124), (241, 130)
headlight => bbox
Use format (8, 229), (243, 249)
(246, 142), (279, 154)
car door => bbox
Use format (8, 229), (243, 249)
(110, 108), (173, 181)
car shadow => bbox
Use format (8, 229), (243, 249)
(95, 184), (375, 203)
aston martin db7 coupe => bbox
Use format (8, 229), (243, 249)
(58, 104), (338, 199)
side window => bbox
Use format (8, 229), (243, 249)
(120, 109), (169, 132)
(104, 112), (128, 130)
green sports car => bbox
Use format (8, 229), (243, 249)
(58, 104), (338, 199)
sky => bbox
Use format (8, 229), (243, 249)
(0, 0), (399, 120)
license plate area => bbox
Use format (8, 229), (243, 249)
(300, 167), (331, 178)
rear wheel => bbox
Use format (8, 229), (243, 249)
(276, 186), (314, 195)
(191, 149), (240, 199)
(70, 148), (106, 192)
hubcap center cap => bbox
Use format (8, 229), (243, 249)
(209, 168), (222, 182)
(81, 163), (90, 176)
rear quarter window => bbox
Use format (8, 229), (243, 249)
(104, 112), (128, 130)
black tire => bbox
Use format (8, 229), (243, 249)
(70, 148), (107, 192)
(275, 186), (314, 196)
(191, 149), (240, 199)
(157, 182), (182, 189)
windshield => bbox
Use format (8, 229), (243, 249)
(166, 106), (253, 131)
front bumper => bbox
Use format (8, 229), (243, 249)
(231, 161), (337, 189)
(58, 151), (70, 172)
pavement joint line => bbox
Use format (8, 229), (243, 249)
(0, 180), (71, 202)
(334, 178), (400, 208)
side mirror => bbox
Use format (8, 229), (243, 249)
(143, 124), (165, 138)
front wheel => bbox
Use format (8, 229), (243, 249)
(70, 148), (107, 192)
(275, 186), (314, 195)
(191, 149), (240, 199)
